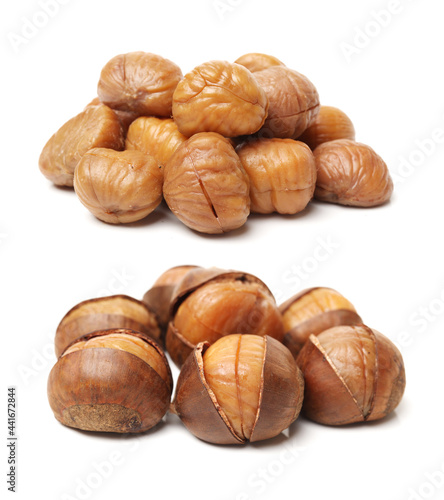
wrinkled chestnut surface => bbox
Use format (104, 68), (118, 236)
(280, 287), (362, 357)
(313, 139), (393, 207)
(98, 52), (182, 116)
(234, 53), (286, 73)
(237, 138), (316, 214)
(172, 60), (269, 137)
(55, 295), (161, 357)
(298, 106), (356, 150)
(48, 329), (172, 433)
(85, 97), (138, 135)
(297, 325), (406, 425)
(39, 104), (123, 187)
(126, 117), (188, 166)
(74, 148), (163, 223)
(163, 132), (250, 234)
(254, 66), (320, 139)
(173, 335), (304, 444)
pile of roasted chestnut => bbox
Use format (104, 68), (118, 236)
(47, 266), (406, 444)
(39, 51), (393, 234)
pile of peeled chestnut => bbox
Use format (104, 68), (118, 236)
(39, 51), (394, 234)
(47, 265), (406, 444)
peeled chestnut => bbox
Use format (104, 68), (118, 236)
(297, 325), (406, 425)
(280, 287), (362, 357)
(97, 52), (182, 117)
(172, 60), (269, 137)
(55, 295), (161, 358)
(313, 139), (393, 207)
(74, 148), (163, 224)
(166, 267), (284, 367)
(163, 132), (250, 234)
(173, 334), (304, 444)
(234, 53), (286, 73)
(39, 104), (124, 187)
(125, 116), (188, 167)
(142, 265), (200, 334)
(48, 329), (173, 433)
(236, 138), (316, 214)
(254, 66), (320, 139)
(298, 106), (356, 150)
(85, 97), (138, 135)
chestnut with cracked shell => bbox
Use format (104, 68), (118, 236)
(165, 267), (284, 367)
(297, 325), (406, 425)
(48, 329), (173, 433)
(280, 287), (362, 357)
(142, 265), (200, 335)
(55, 294), (161, 357)
(173, 334), (304, 444)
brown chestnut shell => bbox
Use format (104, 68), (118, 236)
(173, 336), (304, 444)
(169, 267), (273, 317)
(55, 295), (161, 358)
(165, 268), (283, 368)
(279, 287), (362, 357)
(142, 265), (200, 335)
(48, 329), (173, 433)
(297, 325), (406, 425)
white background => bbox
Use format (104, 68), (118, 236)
(2, 1), (444, 499)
